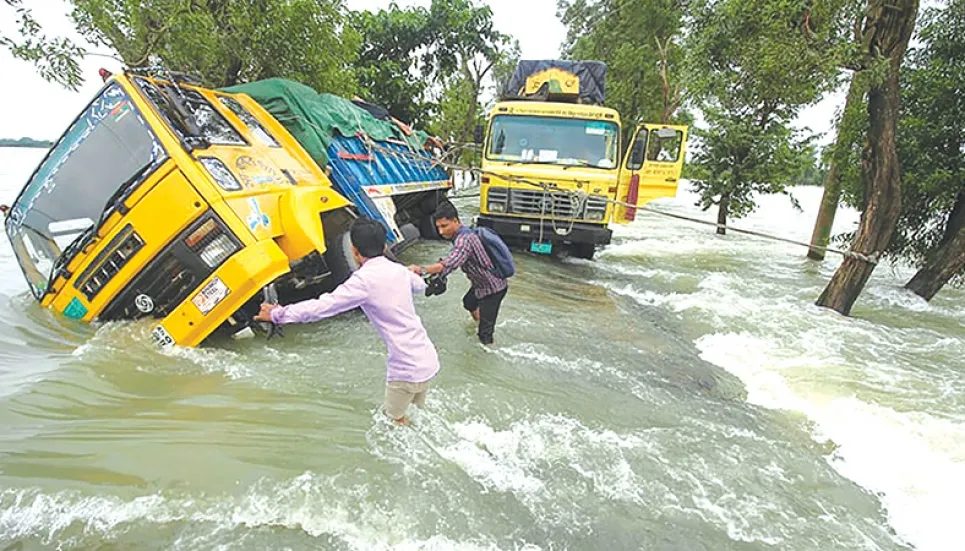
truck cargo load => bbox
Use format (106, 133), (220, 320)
(224, 79), (451, 248)
(504, 60), (607, 105)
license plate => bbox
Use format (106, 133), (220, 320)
(192, 277), (230, 315)
(530, 241), (553, 254)
(151, 325), (175, 349)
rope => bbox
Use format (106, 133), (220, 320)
(281, 113), (881, 266)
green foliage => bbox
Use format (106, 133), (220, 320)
(351, 4), (434, 125)
(885, 0), (965, 268)
(558, 0), (688, 126)
(1, 0), (84, 90)
(686, 0), (855, 222)
(351, 0), (513, 142)
(792, 144), (829, 186)
(690, 106), (810, 217)
(71, 0), (359, 95)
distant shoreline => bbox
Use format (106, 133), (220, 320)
(0, 139), (53, 148)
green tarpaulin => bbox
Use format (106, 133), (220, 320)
(222, 78), (430, 167)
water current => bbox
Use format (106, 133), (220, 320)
(2, 147), (963, 550)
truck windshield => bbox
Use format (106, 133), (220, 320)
(487, 115), (619, 169)
(4, 82), (166, 299)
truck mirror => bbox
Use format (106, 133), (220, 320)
(628, 135), (647, 170)
(473, 124), (485, 145)
(656, 127), (677, 139)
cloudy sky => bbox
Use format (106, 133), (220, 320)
(0, 0), (839, 143)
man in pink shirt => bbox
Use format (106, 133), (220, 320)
(254, 218), (440, 423)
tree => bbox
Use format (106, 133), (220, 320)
(689, 105), (811, 234)
(806, 69), (867, 259)
(426, 0), (513, 146)
(889, 0), (965, 300)
(792, 143), (830, 187)
(816, 0), (920, 314)
(71, 0), (359, 94)
(350, 4), (434, 125)
(350, 0), (514, 137)
(1, 0), (84, 89)
(686, 0), (852, 234)
(558, 0), (688, 130)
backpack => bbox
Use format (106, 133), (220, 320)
(462, 226), (515, 279)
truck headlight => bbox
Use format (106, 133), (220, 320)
(486, 187), (508, 214)
(198, 234), (239, 268)
(585, 209), (606, 221)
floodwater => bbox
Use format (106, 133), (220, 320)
(1, 146), (963, 550)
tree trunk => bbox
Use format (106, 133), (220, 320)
(807, 163), (842, 260)
(903, 190), (965, 300)
(904, 228), (965, 300)
(717, 194), (729, 236)
(816, 0), (919, 315)
(807, 75), (863, 260)
(940, 191), (965, 245)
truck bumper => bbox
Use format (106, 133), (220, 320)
(476, 215), (612, 246)
(150, 239), (290, 348)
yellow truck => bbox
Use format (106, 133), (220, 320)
(476, 60), (688, 258)
(2, 70), (450, 348)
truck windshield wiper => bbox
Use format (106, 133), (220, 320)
(503, 160), (563, 167)
(96, 160), (155, 227)
(43, 223), (96, 297)
(561, 160), (593, 169)
(41, 161), (156, 297)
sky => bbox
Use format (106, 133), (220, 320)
(0, 0), (841, 143)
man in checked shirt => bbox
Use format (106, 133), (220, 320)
(409, 202), (509, 345)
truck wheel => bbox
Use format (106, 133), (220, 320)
(571, 243), (596, 260)
(325, 230), (359, 285)
(418, 197), (450, 239)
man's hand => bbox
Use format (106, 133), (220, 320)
(253, 302), (279, 322)
(407, 265), (422, 275)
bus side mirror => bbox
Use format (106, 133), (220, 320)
(473, 124), (484, 145)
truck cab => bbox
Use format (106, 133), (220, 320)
(4, 71), (360, 348)
(477, 60), (688, 258)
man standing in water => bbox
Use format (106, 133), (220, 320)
(254, 218), (439, 423)
(408, 203), (509, 345)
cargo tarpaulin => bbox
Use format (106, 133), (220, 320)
(504, 60), (607, 105)
(223, 78), (431, 168)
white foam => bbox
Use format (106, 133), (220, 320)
(0, 477), (543, 551)
(435, 413), (651, 512)
(696, 330), (965, 551)
(601, 228), (965, 551)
